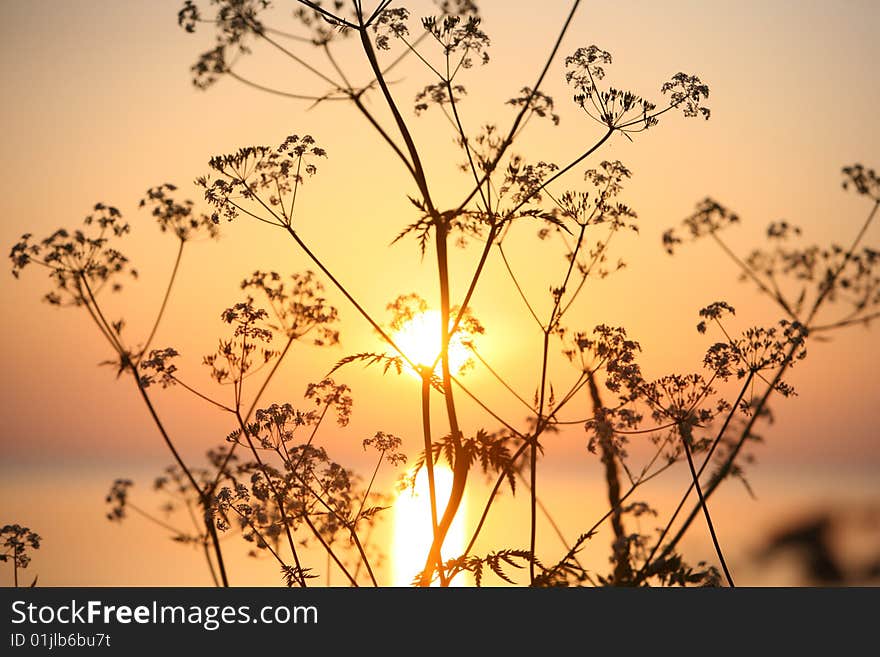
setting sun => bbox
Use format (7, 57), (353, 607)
(392, 310), (471, 378)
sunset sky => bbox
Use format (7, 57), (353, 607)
(1, 0), (878, 586)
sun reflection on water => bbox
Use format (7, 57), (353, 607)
(393, 465), (468, 586)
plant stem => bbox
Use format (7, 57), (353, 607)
(294, 465), (375, 586)
(638, 369), (754, 578)
(419, 223), (468, 586)
(420, 370), (442, 561)
(300, 513), (359, 587)
(654, 351), (794, 568)
(806, 199), (879, 325)
(678, 420), (734, 587)
(452, 0), (584, 214)
(233, 410), (307, 586)
(78, 273), (229, 586)
(652, 199), (878, 572)
(530, 330), (552, 584)
(356, 13), (435, 208)
(139, 239), (184, 361)
(131, 371), (230, 586)
(445, 128), (615, 354)
(282, 225), (410, 366)
(587, 373), (632, 584)
(351, 95), (415, 178)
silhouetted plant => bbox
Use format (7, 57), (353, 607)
(1, 525), (41, 588)
(9, 0), (878, 588)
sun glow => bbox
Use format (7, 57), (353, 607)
(392, 465), (467, 586)
(392, 310), (471, 378)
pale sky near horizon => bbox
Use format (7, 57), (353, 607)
(0, 0), (878, 584)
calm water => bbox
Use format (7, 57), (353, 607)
(2, 458), (878, 587)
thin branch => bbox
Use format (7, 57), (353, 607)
(498, 244), (543, 329)
(295, 0), (359, 30)
(678, 420), (735, 587)
(453, 0), (585, 214)
(469, 346), (535, 413)
(420, 369), (445, 584)
(227, 70), (344, 101)
(138, 240), (184, 361)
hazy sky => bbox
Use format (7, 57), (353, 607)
(1, 0), (878, 584)
(2, 0), (878, 463)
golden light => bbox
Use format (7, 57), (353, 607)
(392, 310), (471, 379)
(392, 465), (468, 586)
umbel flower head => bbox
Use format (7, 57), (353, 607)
(198, 134), (327, 227)
(9, 203), (135, 306)
(566, 45), (710, 134)
(139, 183), (219, 242)
(0, 524), (41, 570)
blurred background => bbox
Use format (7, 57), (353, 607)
(1, 0), (878, 586)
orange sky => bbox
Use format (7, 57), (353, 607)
(1, 1), (878, 585)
